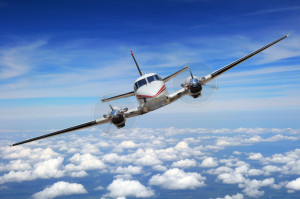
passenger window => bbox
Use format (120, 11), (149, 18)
(147, 76), (155, 83)
(137, 79), (147, 88)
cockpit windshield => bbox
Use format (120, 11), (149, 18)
(134, 74), (163, 90)
(147, 76), (155, 83)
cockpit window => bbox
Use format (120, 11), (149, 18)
(135, 75), (163, 90)
(147, 76), (155, 83)
(137, 78), (147, 88)
(154, 75), (162, 81)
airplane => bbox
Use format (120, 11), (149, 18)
(11, 34), (289, 146)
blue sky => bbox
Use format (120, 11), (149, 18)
(1, 0), (300, 130)
(1, 0), (300, 199)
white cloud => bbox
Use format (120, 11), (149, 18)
(171, 159), (197, 168)
(70, 171), (88, 178)
(217, 172), (246, 184)
(32, 181), (87, 199)
(207, 166), (234, 175)
(133, 149), (162, 166)
(175, 141), (189, 150)
(152, 165), (167, 172)
(149, 168), (206, 190)
(286, 178), (300, 191)
(0, 157), (65, 184)
(114, 165), (142, 175)
(240, 178), (275, 198)
(1, 146), (59, 161)
(216, 193), (244, 199)
(119, 141), (137, 149)
(65, 153), (106, 171)
(102, 153), (130, 164)
(200, 157), (218, 167)
(106, 178), (154, 198)
(233, 151), (242, 155)
(248, 153), (263, 160)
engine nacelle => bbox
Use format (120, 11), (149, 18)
(103, 106), (127, 128)
(184, 76), (202, 98)
(111, 113), (126, 128)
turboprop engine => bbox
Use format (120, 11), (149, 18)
(181, 70), (202, 98)
(103, 106), (128, 128)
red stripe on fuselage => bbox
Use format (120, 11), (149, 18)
(137, 85), (166, 99)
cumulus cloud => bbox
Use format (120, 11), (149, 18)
(171, 159), (197, 168)
(248, 153), (263, 160)
(240, 178), (275, 198)
(286, 178), (300, 191)
(0, 157), (64, 184)
(114, 165), (142, 175)
(200, 157), (218, 167)
(149, 168), (206, 190)
(65, 153), (106, 171)
(133, 149), (162, 166)
(106, 178), (154, 198)
(32, 181), (87, 199)
(1, 146), (59, 161)
(217, 172), (246, 184)
(119, 141), (137, 149)
(216, 193), (244, 199)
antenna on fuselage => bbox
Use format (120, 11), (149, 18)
(131, 51), (143, 76)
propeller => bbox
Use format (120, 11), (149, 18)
(91, 90), (138, 136)
(171, 59), (218, 107)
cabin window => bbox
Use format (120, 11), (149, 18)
(147, 76), (155, 83)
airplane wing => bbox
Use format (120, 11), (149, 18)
(102, 91), (135, 103)
(201, 34), (289, 84)
(10, 117), (110, 146)
(163, 66), (189, 83)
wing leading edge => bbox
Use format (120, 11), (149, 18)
(11, 117), (110, 146)
(201, 34), (289, 84)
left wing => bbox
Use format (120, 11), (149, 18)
(10, 117), (110, 146)
(163, 66), (189, 83)
(201, 34), (289, 84)
(102, 91), (135, 103)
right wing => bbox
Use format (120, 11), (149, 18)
(102, 91), (135, 103)
(201, 34), (289, 84)
(10, 117), (110, 146)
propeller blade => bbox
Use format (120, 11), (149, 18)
(203, 83), (218, 89)
(104, 122), (112, 136)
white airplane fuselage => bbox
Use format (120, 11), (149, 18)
(134, 73), (169, 112)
